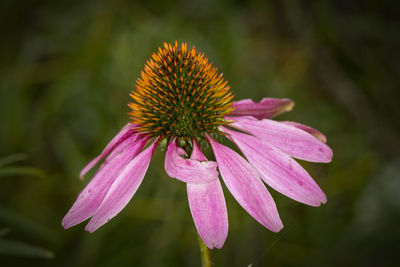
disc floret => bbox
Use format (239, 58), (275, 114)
(129, 41), (234, 142)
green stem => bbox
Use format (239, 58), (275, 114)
(198, 235), (212, 267)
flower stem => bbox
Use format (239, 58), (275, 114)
(198, 235), (212, 267)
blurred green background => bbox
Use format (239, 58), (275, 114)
(1, 0), (400, 266)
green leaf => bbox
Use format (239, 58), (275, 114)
(0, 238), (54, 259)
(0, 207), (55, 242)
(0, 154), (28, 167)
(0, 166), (45, 178)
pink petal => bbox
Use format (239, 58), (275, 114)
(187, 139), (228, 249)
(187, 180), (228, 249)
(164, 139), (218, 184)
(221, 127), (326, 206)
(102, 133), (146, 166)
(62, 137), (148, 229)
(229, 116), (333, 163)
(85, 140), (158, 233)
(229, 98), (294, 119)
(207, 135), (283, 232)
(94, 134), (142, 175)
(190, 139), (207, 161)
(281, 121), (327, 143)
(79, 123), (135, 179)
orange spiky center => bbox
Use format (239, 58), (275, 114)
(129, 41), (234, 142)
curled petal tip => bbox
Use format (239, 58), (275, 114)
(281, 121), (328, 144)
(165, 139), (218, 184)
(283, 99), (295, 111)
(230, 98), (295, 119)
(271, 98), (295, 114)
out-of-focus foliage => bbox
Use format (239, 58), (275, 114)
(1, 0), (399, 266)
(0, 154), (53, 259)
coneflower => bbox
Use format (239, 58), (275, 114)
(62, 41), (332, 249)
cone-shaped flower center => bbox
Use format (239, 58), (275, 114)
(129, 41), (233, 142)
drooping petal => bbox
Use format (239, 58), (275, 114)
(229, 116), (333, 163)
(187, 140), (228, 249)
(165, 139), (218, 184)
(85, 139), (158, 233)
(79, 123), (135, 179)
(221, 127), (326, 206)
(105, 133), (145, 162)
(229, 98), (294, 119)
(188, 180), (228, 249)
(281, 121), (327, 143)
(62, 137), (148, 229)
(190, 139), (207, 161)
(94, 134), (143, 175)
(207, 135), (283, 232)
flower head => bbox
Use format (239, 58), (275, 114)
(62, 41), (333, 249)
(129, 41), (233, 142)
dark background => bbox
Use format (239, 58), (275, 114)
(1, 0), (400, 266)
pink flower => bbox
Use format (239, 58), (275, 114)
(62, 42), (332, 249)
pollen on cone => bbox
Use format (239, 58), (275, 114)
(129, 41), (234, 141)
